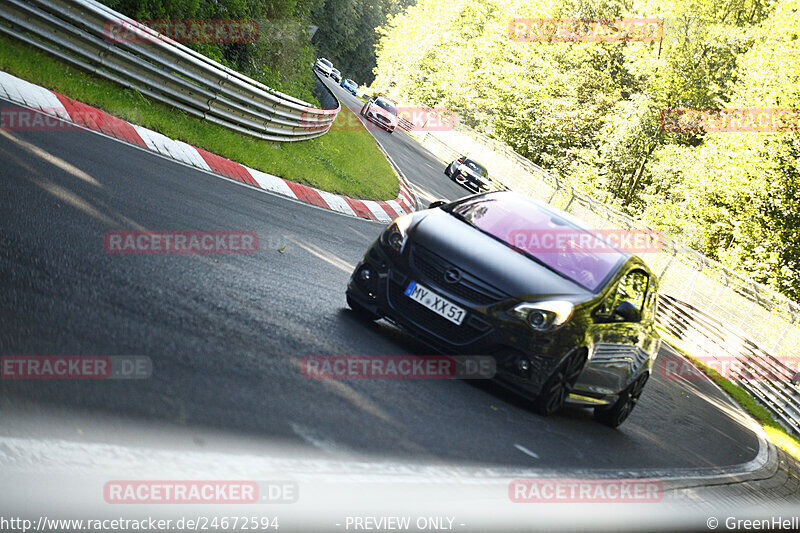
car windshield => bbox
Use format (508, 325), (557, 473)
(446, 194), (625, 291)
(375, 98), (398, 115)
(462, 158), (488, 177)
(320, 59), (332, 67)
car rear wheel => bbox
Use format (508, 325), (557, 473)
(594, 372), (649, 428)
(346, 295), (379, 321)
(532, 349), (587, 416)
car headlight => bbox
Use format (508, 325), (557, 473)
(510, 301), (574, 331)
(381, 214), (413, 253)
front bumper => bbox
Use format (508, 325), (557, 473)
(345, 239), (583, 397)
(453, 173), (488, 193)
(364, 111), (396, 131)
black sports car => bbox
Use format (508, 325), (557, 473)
(445, 157), (493, 192)
(346, 192), (661, 427)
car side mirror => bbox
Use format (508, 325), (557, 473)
(428, 199), (447, 209)
(613, 300), (641, 322)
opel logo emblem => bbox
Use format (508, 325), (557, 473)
(444, 268), (461, 284)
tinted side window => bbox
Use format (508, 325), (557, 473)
(597, 269), (649, 320)
(616, 270), (649, 313)
(642, 280), (658, 321)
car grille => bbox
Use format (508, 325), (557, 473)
(410, 245), (509, 306)
(387, 279), (490, 346)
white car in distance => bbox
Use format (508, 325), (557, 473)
(314, 58), (334, 77)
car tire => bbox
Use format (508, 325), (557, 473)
(594, 372), (649, 428)
(445, 163), (453, 177)
(360, 104), (367, 116)
(532, 349), (587, 416)
(347, 295), (379, 321)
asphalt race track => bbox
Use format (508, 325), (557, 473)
(0, 89), (761, 475)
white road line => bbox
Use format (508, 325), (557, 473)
(514, 444), (540, 460)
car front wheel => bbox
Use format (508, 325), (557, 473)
(594, 372), (649, 428)
(532, 349), (587, 416)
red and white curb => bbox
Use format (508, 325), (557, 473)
(0, 70), (416, 223)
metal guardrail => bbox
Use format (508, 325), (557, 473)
(0, 0), (339, 142)
(403, 104), (800, 434)
(658, 294), (800, 434)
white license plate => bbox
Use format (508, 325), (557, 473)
(404, 281), (466, 325)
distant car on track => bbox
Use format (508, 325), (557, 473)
(314, 58), (333, 77)
(331, 68), (342, 82)
(360, 96), (399, 133)
(445, 156), (493, 193)
(346, 191), (661, 427)
(340, 78), (358, 95)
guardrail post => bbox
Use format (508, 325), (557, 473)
(707, 270), (730, 314)
(738, 300), (759, 329)
(735, 283), (762, 329)
(547, 183), (561, 204)
(771, 320), (792, 356)
(563, 188), (576, 211)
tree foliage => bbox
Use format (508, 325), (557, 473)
(311, 0), (415, 85)
(375, 0), (800, 300)
(100, 0), (321, 101)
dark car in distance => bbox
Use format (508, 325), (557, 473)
(445, 157), (493, 193)
(346, 192), (661, 427)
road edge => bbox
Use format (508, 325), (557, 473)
(0, 70), (415, 224)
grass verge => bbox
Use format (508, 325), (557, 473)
(657, 327), (800, 461)
(0, 33), (399, 201)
